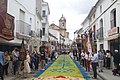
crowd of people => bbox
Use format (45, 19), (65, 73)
(72, 49), (120, 79)
(1, 45), (120, 80)
(0, 44), (60, 80)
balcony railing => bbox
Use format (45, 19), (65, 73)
(16, 20), (31, 35)
(97, 27), (104, 40)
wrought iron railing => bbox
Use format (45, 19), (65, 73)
(16, 20), (31, 35)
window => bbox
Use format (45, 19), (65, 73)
(90, 17), (92, 22)
(42, 28), (45, 36)
(42, 10), (46, 17)
(30, 18), (32, 23)
(100, 44), (103, 50)
(40, 29), (42, 38)
(93, 14), (95, 19)
(19, 9), (25, 21)
(42, 23), (46, 27)
(62, 23), (64, 26)
(19, 9), (25, 33)
(99, 19), (103, 38)
(100, 5), (102, 13)
(110, 8), (116, 28)
(100, 19), (103, 28)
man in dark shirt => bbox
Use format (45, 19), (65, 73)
(39, 44), (46, 69)
(113, 50), (120, 68)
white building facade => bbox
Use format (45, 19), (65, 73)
(81, 0), (120, 68)
(41, 1), (50, 44)
(82, 0), (120, 52)
(0, 0), (43, 51)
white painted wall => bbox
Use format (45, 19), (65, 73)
(95, 0), (120, 50)
(49, 29), (60, 42)
(41, 1), (50, 42)
(7, 0), (42, 46)
(81, 0), (120, 51)
(81, 19), (89, 33)
(7, 0), (37, 36)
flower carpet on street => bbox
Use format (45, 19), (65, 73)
(29, 55), (90, 80)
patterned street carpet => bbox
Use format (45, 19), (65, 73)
(28, 55), (90, 80)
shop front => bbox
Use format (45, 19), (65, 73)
(107, 27), (120, 55)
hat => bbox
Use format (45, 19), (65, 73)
(115, 50), (118, 52)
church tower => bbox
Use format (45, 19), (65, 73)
(59, 14), (66, 37)
(59, 14), (66, 30)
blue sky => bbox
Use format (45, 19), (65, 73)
(44, 0), (98, 40)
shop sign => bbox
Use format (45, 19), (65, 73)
(108, 27), (119, 36)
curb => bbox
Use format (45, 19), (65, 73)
(97, 73), (107, 80)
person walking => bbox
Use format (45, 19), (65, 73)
(50, 50), (55, 61)
(98, 50), (105, 72)
(91, 51), (98, 79)
(113, 50), (120, 69)
(81, 50), (85, 67)
(12, 48), (19, 75)
(23, 50), (31, 78)
(106, 50), (111, 69)
(0, 51), (5, 80)
(4, 51), (10, 75)
(29, 52), (35, 70)
(34, 50), (39, 70)
(39, 43), (46, 69)
(85, 52), (91, 72)
(73, 48), (77, 60)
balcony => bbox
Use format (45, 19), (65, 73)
(36, 8), (42, 20)
(97, 27), (104, 40)
(42, 16), (48, 23)
(16, 20), (31, 40)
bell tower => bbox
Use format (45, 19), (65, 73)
(59, 14), (66, 29)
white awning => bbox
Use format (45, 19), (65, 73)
(0, 38), (26, 46)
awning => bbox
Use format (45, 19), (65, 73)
(0, 38), (26, 46)
(106, 34), (119, 40)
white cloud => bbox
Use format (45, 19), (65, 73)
(44, 0), (98, 40)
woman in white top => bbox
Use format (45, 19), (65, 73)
(23, 50), (31, 77)
(81, 50), (85, 67)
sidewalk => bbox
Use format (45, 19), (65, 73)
(98, 68), (120, 80)
(4, 70), (37, 80)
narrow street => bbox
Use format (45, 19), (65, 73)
(4, 54), (118, 80)
(32, 55), (89, 80)
(1, 0), (120, 80)
(15, 54), (102, 80)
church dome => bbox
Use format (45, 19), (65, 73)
(59, 14), (66, 21)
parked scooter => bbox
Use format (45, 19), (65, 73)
(112, 63), (120, 76)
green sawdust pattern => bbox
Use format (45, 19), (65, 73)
(39, 55), (84, 78)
